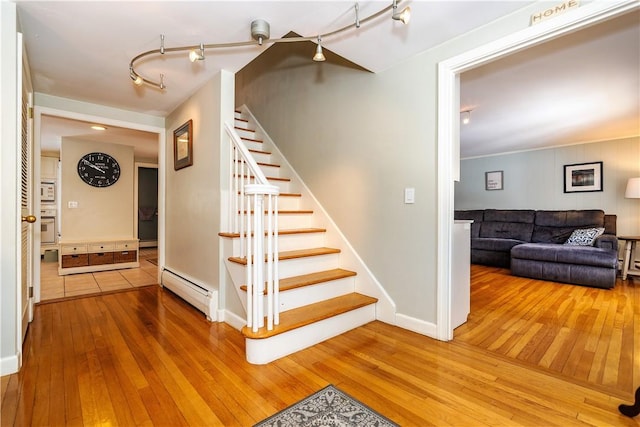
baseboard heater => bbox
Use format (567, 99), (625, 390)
(161, 268), (218, 321)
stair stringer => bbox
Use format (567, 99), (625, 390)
(237, 105), (397, 325)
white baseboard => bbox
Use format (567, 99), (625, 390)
(223, 310), (245, 331)
(395, 313), (438, 339)
(0, 354), (20, 376)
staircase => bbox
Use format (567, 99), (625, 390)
(220, 108), (384, 364)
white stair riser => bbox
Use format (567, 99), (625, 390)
(250, 151), (272, 164)
(276, 253), (341, 277)
(235, 127), (256, 139)
(249, 277), (355, 314)
(226, 231), (325, 255)
(226, 253), (341, 282)
(276, 213), (316, 229)
(239, 139), (264, 151)
(275, 277), (355, 312)
(275, 232), (326, 251)
(245, 305), (376, 364)
(227, 232), (326, 255)
(275, 196), (301, 211)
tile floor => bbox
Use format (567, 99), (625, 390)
(40, 247), (159, 301)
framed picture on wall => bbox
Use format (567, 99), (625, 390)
(564, 161), (603, 193)
(173, 119), (193, 170)
(485, 170), (503, 191)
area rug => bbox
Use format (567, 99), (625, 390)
(254, 384), (399, 427)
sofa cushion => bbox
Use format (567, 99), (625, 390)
(511, 243), (617, 269)
(480, 222), (534, 241)
(531, 210), (605, 243)
(484, 209), (535, 223)
(471, 238), (525, 252)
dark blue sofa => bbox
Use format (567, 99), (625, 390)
(454, 209), (618, 289)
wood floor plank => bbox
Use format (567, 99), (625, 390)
(2, 276), (637, 427)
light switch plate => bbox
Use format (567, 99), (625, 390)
(68, 201), (78, 208)
(404, 188), (415, 204)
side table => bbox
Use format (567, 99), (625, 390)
(619, 236), (640, 280)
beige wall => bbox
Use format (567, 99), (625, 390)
(164, 71), (234, 291)
(235, 2), (615, 323)
(60, 138), (134, 241)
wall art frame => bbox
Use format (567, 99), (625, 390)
(564, 161), (603, 193)
(173, 119), (193, 170)
(485, 170), (503, 191)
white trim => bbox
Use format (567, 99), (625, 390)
(395, 313), (437, 338)
(223, 309), (246, 331)
(0, 355), (20, 376)
(436, 0), (639, 341)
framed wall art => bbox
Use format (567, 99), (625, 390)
(564, 161), (603, 193)
(173, 119), (193, 170)
(485, 170), (503, 191)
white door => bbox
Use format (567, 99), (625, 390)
(19, 33), (35, 341)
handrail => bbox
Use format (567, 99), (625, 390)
(225, 121), (280, 333)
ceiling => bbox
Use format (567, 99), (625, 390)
(15, 1), (639, 160)
(460, 9), (640, 158)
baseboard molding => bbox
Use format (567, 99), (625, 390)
(0, 353), (20, 376)
(395, 313), (438, 339)
(223, 309), (245, 331)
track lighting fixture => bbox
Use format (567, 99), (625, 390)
(313, 37), (326, 62)
(392, 0), (411, 24)
(189, 43), (205, 62)
(129, 0), (410, 90)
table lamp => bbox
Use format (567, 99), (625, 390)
(626, 177), (640, 199)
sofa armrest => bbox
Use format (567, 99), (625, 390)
(594, 234), (618, 251)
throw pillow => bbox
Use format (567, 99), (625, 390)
(564, 227), (605, 246)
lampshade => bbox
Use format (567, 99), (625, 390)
(625, 177), (640, 198)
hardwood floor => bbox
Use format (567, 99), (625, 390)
(455, 265), (639, 397)
(2, 275), (638, 426)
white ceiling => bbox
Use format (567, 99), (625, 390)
(460, 9), (640, 158)
(15, 1), (639, 161)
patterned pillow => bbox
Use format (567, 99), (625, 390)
(564, 228), (605, 246)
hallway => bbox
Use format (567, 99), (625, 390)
(39, 248), (159, 301)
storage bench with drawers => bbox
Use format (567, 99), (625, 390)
(58, 239), (139, 275)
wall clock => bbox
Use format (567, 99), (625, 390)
(77, 152), (121, 187)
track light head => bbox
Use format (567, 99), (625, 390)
(130, 67), (143, 86)
(189, 43), (205, 62)
(461, 109), (472, 125)
(313, 37), (326, 62)
(392, 0), (411, 24)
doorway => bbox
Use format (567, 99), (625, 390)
(136, 164), (158, 248)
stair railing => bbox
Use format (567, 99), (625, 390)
(225, 122), (280, 332)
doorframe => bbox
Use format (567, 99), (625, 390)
(134, 162), (159, 247)
(32, 106), (166, 303)
(436, 0), (639, 340)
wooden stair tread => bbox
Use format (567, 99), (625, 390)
(235, 160), (280, 168)
(234, 174), (290, 182)
(229, 247), (340, 265)
(240, 136), (263, 143)
(235, 191), (301, 198)
(240, 268), (357, 292)
(242, 293), (377, 339)
(249, 148), (271, 155)
(239, 210), (313, 215)
(219, 227), (326, 238)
